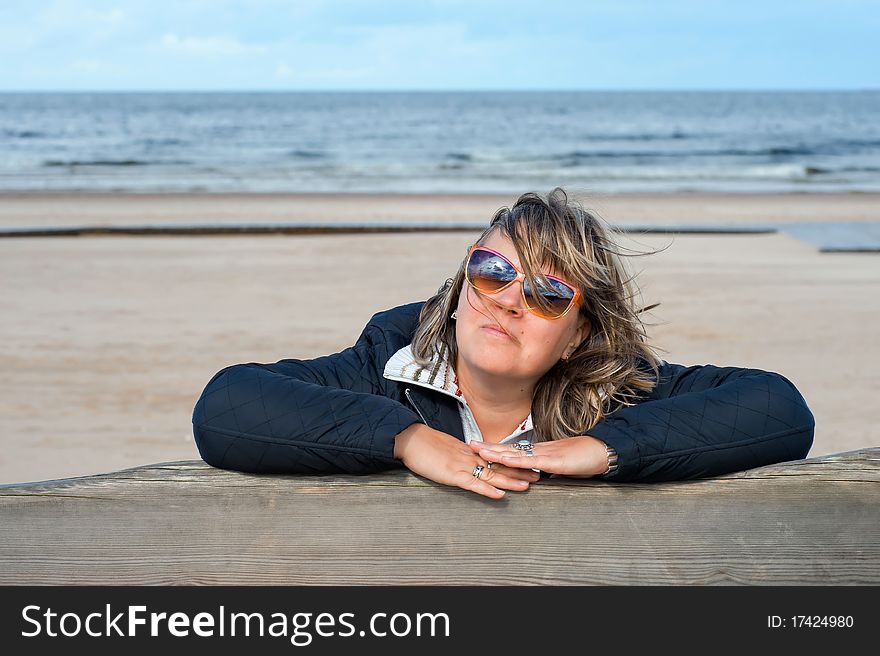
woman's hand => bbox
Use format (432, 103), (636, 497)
(467, 435), (609, 478)
(393, 424), (540, 500)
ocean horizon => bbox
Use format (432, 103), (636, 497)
(2, 90), (879, 194)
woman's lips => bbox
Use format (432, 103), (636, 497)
(481, 324), (514, 340)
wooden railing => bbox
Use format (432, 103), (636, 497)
(1, 448), (877, 585)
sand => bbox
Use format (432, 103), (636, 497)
(1, 192), (878, 485)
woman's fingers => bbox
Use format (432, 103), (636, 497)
(397, 427), (538, 500)
(467, 441), (510, 455)
(463, 475), (507, 500)
(484, 461), (540, 482)
(469, 439), (602, 477)
(484, 449), (553, 472)
(480, 465), (532, 491)
(457, 466), (530, 499)
(466, 443), (542, 478)
(503, 453), (554, 470)
(465, 442), (540, 481)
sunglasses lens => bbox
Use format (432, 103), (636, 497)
(467, 248), (516, 293)
(523, 278), (577, 318)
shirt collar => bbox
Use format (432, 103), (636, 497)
(383, 343), (462, 402)
(382, 343), (534, 436)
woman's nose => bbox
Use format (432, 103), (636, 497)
(490, 280), (526, 313)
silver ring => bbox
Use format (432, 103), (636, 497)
(525, 450), (535, 457)
(472, 465), (485, 479)
(513, 440), (534, 451)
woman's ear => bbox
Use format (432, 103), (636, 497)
(562, 317), (590, 361)
(574, 315), (591, 347)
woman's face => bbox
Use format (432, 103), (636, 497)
(454, 229), (591, 386)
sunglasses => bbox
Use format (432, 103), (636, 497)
(464, 245), (583, 320)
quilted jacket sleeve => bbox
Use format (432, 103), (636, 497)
(586, 362), (816, 483)
(191, 313), (423, 475)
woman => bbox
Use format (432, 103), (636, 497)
(192, 188), (815, 500)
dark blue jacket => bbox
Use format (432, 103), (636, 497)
(192, 301), (815, 483)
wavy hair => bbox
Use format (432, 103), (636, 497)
(410, 187), (666, 442)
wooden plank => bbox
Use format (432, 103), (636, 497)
(1, 448), (877, 585)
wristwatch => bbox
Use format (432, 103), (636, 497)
(601, 443), (619, 477)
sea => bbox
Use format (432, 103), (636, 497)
(1, 91), (878, 194)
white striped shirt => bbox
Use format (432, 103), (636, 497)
(383, 344), (534, 446)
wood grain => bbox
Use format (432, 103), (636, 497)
(2, 448), (878, 585)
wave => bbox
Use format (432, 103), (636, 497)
(6, 162), (880, 193)
(799, 164), (880, 175)
(135, 137), (187, 147)
(42, 159), (191, 167)
(833, 139), (880, 149)
(441, 145), (844, 168)
(577, 131), (692, 141)
(564, 164), (850, 181)
(557, 146), (818, 161)
(427, 161), (857, 181)
(287, 149), (330, 159)
(839, 165), (880, 172)
(2, 129), (46, 138)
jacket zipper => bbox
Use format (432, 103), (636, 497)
(404, 388), (430, 426)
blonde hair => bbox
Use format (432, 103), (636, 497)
(411, 187), (665, 442)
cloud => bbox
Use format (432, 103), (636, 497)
(160, 32), (268, 56)
(274, 63), (293, 79)
(33, 1), (130, 41)
(70, 58), (113, 74)
(96, 8), (124, 24)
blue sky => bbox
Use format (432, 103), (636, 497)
(1, 0), (877, 91)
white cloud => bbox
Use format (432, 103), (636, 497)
(91, 7), (127, 39)
(65, 57), (120, 79)
(160, 32), (268, 56)
(35, 1), (129, 40)
(70, 58), (113, 73)
(293, 66), (375, 82)
(96, 8), (125, 25)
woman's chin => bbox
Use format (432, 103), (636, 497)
(466, 357), (519, 378)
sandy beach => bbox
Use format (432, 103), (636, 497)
(1, 191), (878, 485)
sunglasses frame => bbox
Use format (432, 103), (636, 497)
(464, 245), (583, 320)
